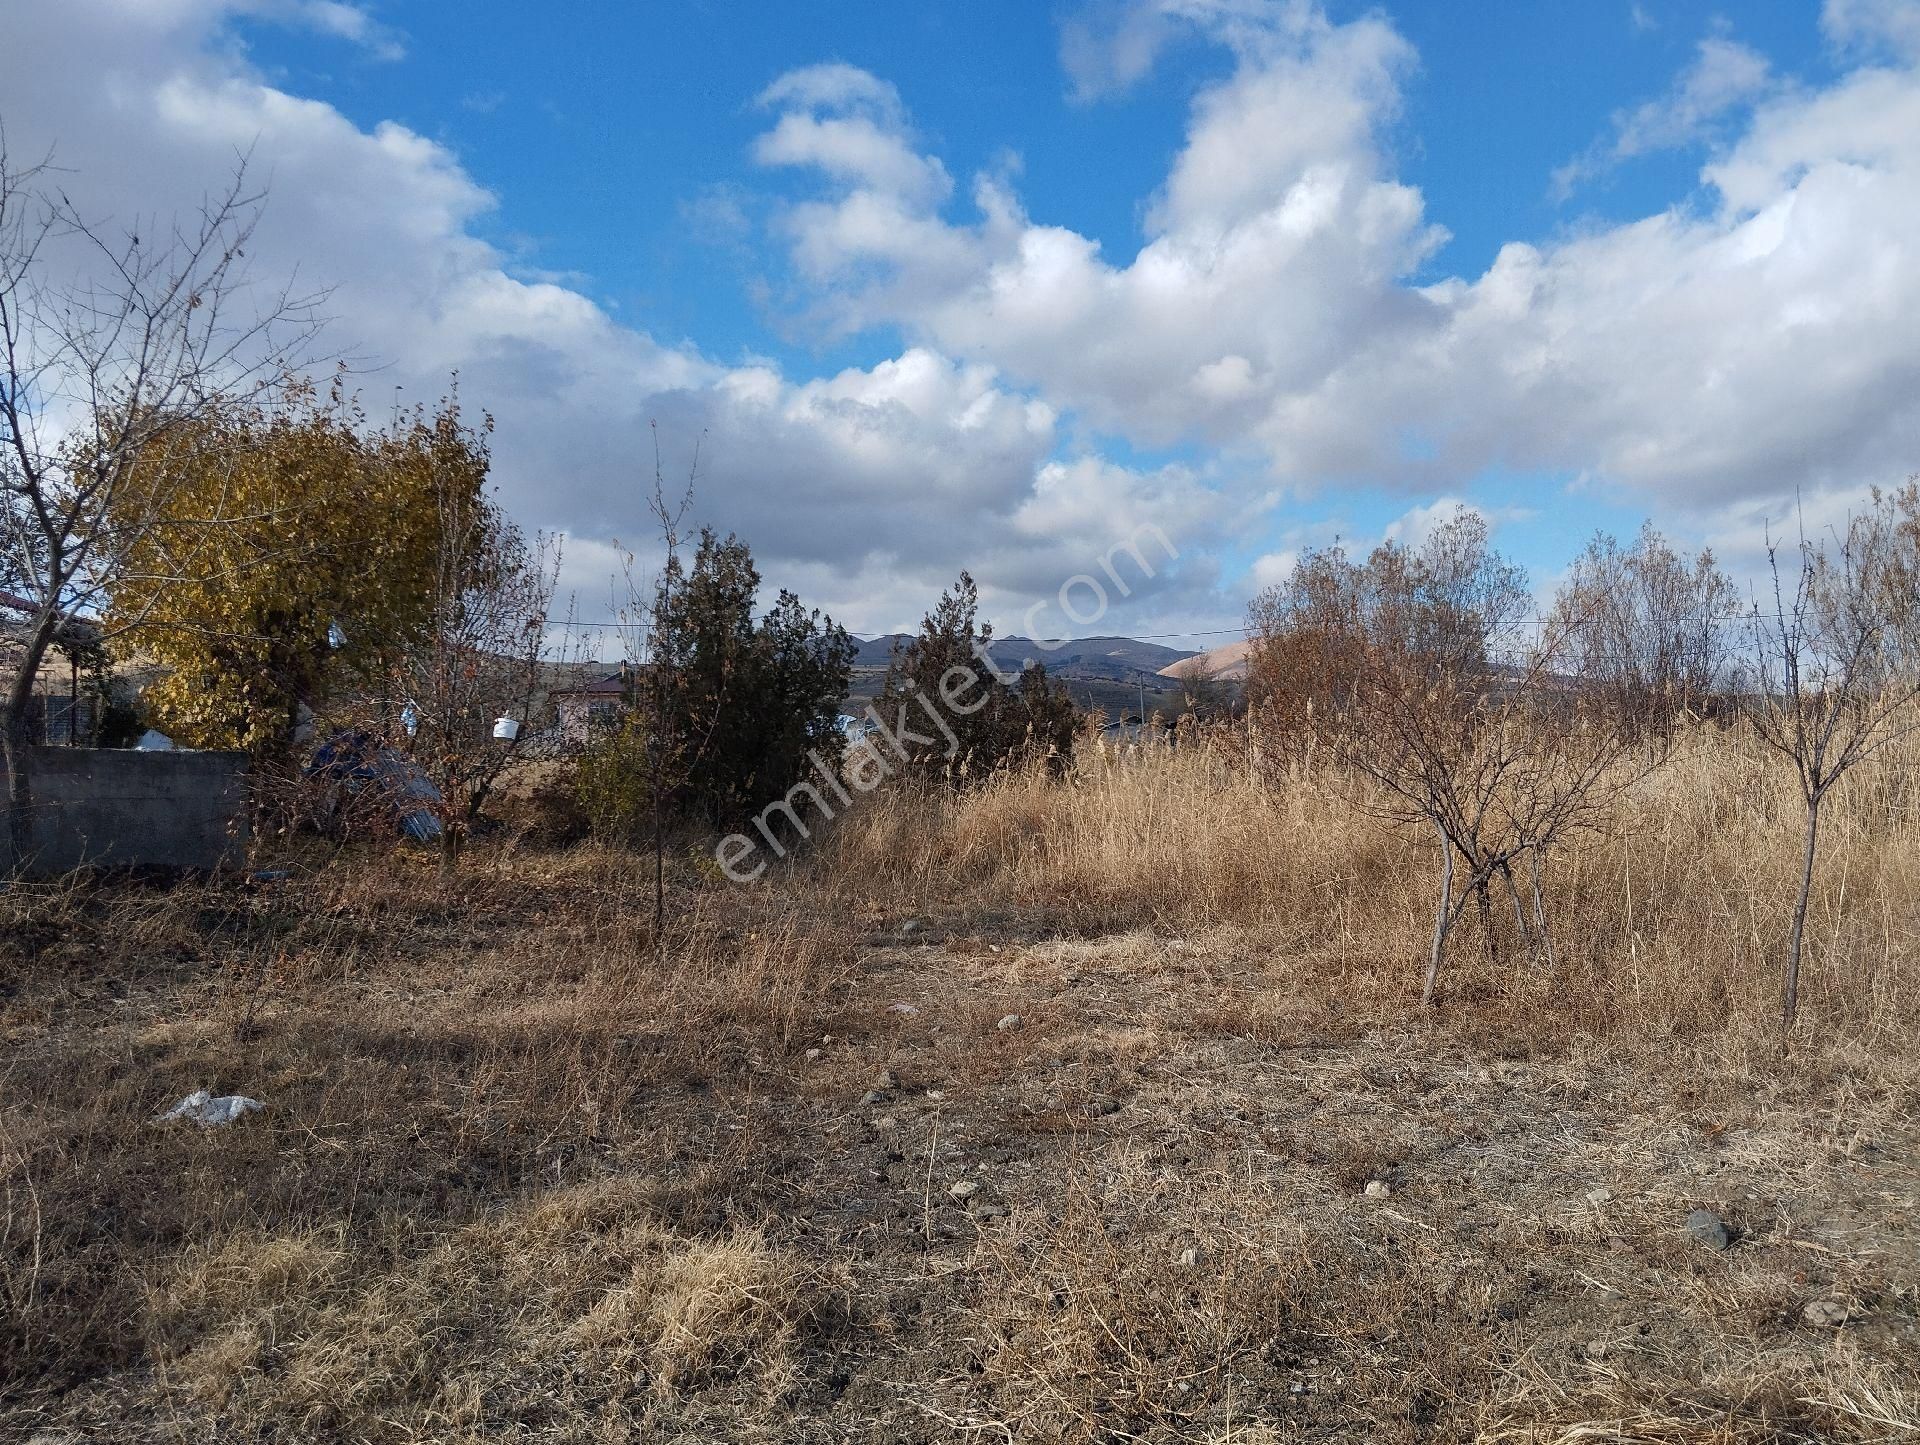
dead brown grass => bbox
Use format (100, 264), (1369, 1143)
(820, 720), (1920, 1049)
(3, 718), (1917, 1441)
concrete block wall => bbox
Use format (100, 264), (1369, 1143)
(0, 747), (249, 875)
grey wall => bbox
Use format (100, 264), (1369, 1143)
(0, 747), (249, 875)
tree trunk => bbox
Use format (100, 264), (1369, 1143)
(1528, 847), (1555, 970)
(2, 611), (59, 874)
(651, 771), (665, 963)
(1499, 859), (1532, 965)
(1476, 877), (1498, 967)
(1423, 822), (1455, 1006)
(2, 709), (32, 873)
(438, 820), (464, 879)
(1783, 792), (1822, 1036)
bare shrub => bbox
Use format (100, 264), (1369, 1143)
(1744, 491), (1920, 1033)
(1247, 509), (1546, 1001)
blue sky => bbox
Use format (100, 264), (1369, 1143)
(11, 0), (1920, 644)
(237, 2), (1827, 339)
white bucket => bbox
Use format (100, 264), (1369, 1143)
(492, 716), (521, 742)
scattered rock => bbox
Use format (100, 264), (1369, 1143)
(872, 1115), (898, 1131)
(1586, 1187), (1614, 1206)
(804, 1048), (822, 1063)
(876, 1069), (899, 1089)
(1364, 1180), (1392, 1200)
(900, 919), (923, 935)
(860, 1090), (889, 1106)
(1581, 1339), (1609, 1361)
(996, 1014), (1023, 1032)
(886, 1001), (919, 1015)
(1177, 1246), (1204, 1268)
(1685, 1209), (1732, 1251)
(1803, 1298), (1853, 1327)
(948, 1180), (981, 1200)
(926, 1089), (946, 1101)
(1088, 1094), (1121, 1117)
(973, 1203), (1008, 1221)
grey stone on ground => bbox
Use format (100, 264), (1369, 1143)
(948, 1180), (980, 1200)
(1685, 1209), (1732, 1250)
(996, 1014), (1023, 1031)
(900, 919), (923, 935)
(1803, 1298), (1852, 1327)
(1364, 1180), (1392, 1200)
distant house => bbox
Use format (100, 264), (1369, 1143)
(1, 588), (106, 745)
(549, 669), (635, 746)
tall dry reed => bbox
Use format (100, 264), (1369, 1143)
(817, 721), (1920, 1047)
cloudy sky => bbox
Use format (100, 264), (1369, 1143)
(8, 0), (1920, 647)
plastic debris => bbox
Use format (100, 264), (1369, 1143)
(156, 1089), (264, 1127)
(134, 729), (175, 751)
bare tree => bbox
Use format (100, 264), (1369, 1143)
(1745, 493), (1920, 1034)
(0, 140), (319, 865)
(1250, 510), (1542, 1003)
(1166, 654), (1239, 723)
(602, 424), (714, 955)
(1507, 525), (1741, 965)
(386, 463), (559, 873)
(1554, 522), (1741, 737)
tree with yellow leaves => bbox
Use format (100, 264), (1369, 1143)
(106, 378), (490, 761)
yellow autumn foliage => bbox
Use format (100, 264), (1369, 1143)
(106, 380), (489, 754)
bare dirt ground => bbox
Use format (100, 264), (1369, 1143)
(4, 858), (1917, 1442)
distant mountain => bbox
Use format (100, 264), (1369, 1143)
(850, 633), (1196, 676)
(844, 632), (1204, 719)
(1156, 638), (1251, 682)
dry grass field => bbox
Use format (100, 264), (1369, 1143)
(4, 722), (1919, 1442)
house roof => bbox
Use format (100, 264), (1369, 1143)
(551, 670), (631, 698)
(0, 590), (101, 647)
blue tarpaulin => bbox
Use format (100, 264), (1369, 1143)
(307, 730), (444, 842)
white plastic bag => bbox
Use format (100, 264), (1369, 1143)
(156, 1089), (265, 1127)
